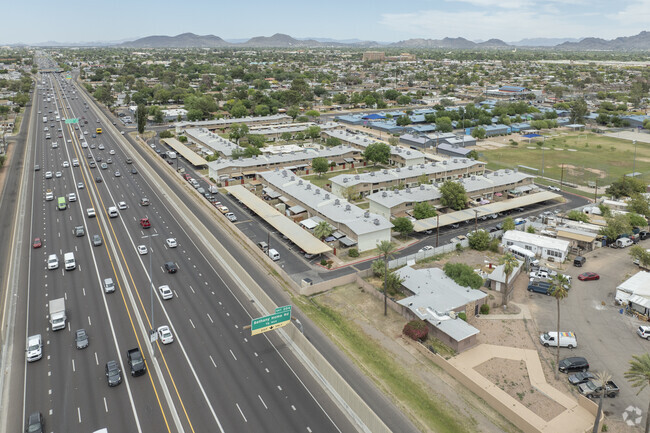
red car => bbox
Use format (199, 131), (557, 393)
(578, 272), (600, 281)
(183, 174), (191, 181)
(33, 238), (42, 248)
(140, 218), (151, 229)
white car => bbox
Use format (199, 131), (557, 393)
(418, 245), (434, 253)
(109, 149), (115, 155)
(83, 131), (88, 135)
(45, 171), (53, 179)
(81, 141), (88, 147)
(158, 285), (173, 300)
(98, 144), (105, 150)
(62, 160), (69, 168)
(225, 212), (237, 222)
(47, 254), (59, 270)
(549, 185), (561, 192)
(55, 171), (62, 178)
(166, 238), (177, 248)
(137, 245), (148, 255)
(77, 182), (84, 189)
(117, 201), (127, 210)
(68, 193), (77, 202)
(72, 159), (79, 167)
(157, 326), (174, 344)
(86, 208), (96, 218)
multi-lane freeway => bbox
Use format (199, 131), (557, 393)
(5, 66), (367, 433)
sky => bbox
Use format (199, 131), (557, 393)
(2, 0), (649, 45)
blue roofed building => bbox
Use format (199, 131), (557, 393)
(369, 121), (404, 134)
(622, 115), (650, 128)
(335, 114), (365, 125)
(406, 124), (437, 134)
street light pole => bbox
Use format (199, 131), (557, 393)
(474, 209), (479, 233)
(633, 140), (637, 177)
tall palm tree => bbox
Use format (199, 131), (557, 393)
(624, 353), (650, 433)
(376, 240), (396, 316)
(551, 274), (569, 380)
(592, 370), (612, 433)
(314, 221), (333, 240)
(499, 253), (519, 307)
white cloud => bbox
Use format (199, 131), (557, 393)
(609, 0), (650, 26)
(443, 0), (532, 8)
(379, 9), (601, 41)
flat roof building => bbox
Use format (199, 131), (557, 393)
(502, 230), (570, 263)
(175, 114), (292, 133)
(185, 128), (242, 157)
(323, 130), (426, 167)
(248, 121), (343, 141)
(259, 169), (393, 252)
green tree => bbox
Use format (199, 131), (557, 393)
(377, 241), (397, 316)
(286, 106), (299, 120)
(443, 262), (483, 290)
(566, 210), (589, 222)
(388, 136), (399, 147)
(392, 217), (413, 238)
(325, 136), (341, 147)
(499, 253), (519, 307)
(501, 217), (515, 232)
(569, 98), (588, 124)
(363, 142), (391, 166)
(592, 370), (613, 433)
(606, 177), (646, 198)
(247, 134), (266, 148)
(159, 130), (173, 139)
(304, 109), (320, 119)
(280, 132), (292, 142)
(187, 109), (203, 122)
(312, 157), (329, 176)
(305, 125), (321, 143)
(396, 115), (410, 126)
(624, 353), (650, 433)
(229, 124), (249, 144)
(468, 230), (490, 251)
(628, 194), (650, 216)
(550, 275), (570, 380)
(136, 104), (147, 134)
(178, 135), (188, 143)
(439, 181), (467, 211)
(526, 225), (536, 234)
(630, 245), (650, 268)
(397, 94), (411, 105)
(467, 150), (479, 160)
(435, 117), (453, 133)
(314, 221), (333, 240)
(600, 214), (633, 242)
(413, 202), (436, 220)
(230, 102), (248, 118)
(628, 212), (648, 228)
(471, 127), (486, 139)
(384, 89), (400, 100)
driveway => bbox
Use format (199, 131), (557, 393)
(528, 243), (650, 420)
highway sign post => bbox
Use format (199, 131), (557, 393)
(250, 306), (292, 336)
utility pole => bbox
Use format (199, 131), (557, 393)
(560, 163), (564, 187)
(435, 213), (440, 247)
(594, 178), (598, 202)
(474, 209), (479, 233)
(633, 140), (637, 177)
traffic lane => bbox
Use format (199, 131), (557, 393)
(531, 246), (650, 417)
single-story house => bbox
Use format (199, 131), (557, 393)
(502, 230), (570, 263)
(616, 271), (650, 316)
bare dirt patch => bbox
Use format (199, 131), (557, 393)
(475, 358), (566, 421)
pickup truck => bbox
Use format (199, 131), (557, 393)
(127, 347), (146, 376)
(578, 380), (620, 398)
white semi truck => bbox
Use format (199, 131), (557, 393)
(49, 298), (66, 331)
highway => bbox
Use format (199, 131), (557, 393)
(12, 66), (358, 433)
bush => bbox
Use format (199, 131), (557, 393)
(443, 262), (483, 290)
(320, 259), (328, 266)
(348, 248), (359, 258)
(403, 320), (428, 341)
(159, 130), (173, 138)
(480, 304), (490, 315)
(457, 312), (467, 321)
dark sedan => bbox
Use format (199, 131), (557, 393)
(105, 360), (122, 387)
(75, 329), (89, 349)
(164, 262), (178, 274)
(568, 371), (595, 385)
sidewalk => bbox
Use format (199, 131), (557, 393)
(478, 302), (532, 320)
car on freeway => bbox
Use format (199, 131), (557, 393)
(125, 157), (133, 164)
(62, 160), (69, 168)
(157, 326), (174, 344)
(578, 272), (600, 281)
(92, 133), (96, 138)
(114, 171), (121, 177)
(68, 192), (77, 202)
(92, 234), (102, 247)
(164, 262), (177, 274)
(118, 201), (127, 210)
(225, 212), (237, 222)
(140, 218), (151, 228)
(109, 149), (115, 155)
(74, 226), (85, 237)
(34, 165), (40, 171)
(131, 167), (138, 174)
(166, 238), (177, 248)
(105, 360), (122, 387)
(568, 372), (595, 386)
(137, 245), (148, 255)
(159, 285), (173, 300)
(98, 144), (105, 150)
(33, 238), (42, 249)
(26, 411), (44, 433)
(72, 158), (79, 167)
(45, 171), (52, 179)
(89, 161), (96, 168)
(559, 357), (589, 373)
(100, 163), (108, 170)
(90, 143), (96, 149)
(107, 158), (113, 164)
(47, 254), (59, 270)
(54, 172), (62, 179)
(75, 329), (89, 349)
(77, 182), (84, 189)
(140, 197), (150, 206)
(87, 208), (96, 218)
(95, 176), (103, 183)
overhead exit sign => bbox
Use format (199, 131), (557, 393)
(250, 306), (292, 336)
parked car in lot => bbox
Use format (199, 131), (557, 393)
(578, 379), (620, 399)
(549, 185), (561, 191)
(568, 372), (595, 385)
(558, 356), (589, 373)
(637, 325), (650, 340)
(578, 272), (600, 281)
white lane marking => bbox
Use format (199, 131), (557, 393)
(206, 313), (213, 323)
(48, 389), (52, 395)
(189, 319), (195, 329)
(307, 427), (312, 432)
(254, 352), (258, 358)
(277, 385), (282, 391)
(243, 338), (248, 343)
(291, 405), (296, 411)
(210, 356), (217, 368)
(258, 395), (268, 410)
(77, 407), (81, 423)
(265, 368), (269, 373)
(236, 403), (247, 423)
(49, 409), (52, 416)
(88, 316), (91, 326)
(82, 287), (86, 296)
(189, 285), (195, 294)
(104, 397), (108, 412)
(229, 349), (237, 361)
(94, 352), (99, 365)
(48, 371), (51, 376)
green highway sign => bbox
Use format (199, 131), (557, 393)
(251, 305), (292, 336)
(64, 118), (78, 124)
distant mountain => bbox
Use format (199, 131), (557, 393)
(241, 33), (351, 47)
(390, 37), (508, 49)
(121, 33), (231, 48)
(556, 31), (650, 51)
(509, 37), (582, 47)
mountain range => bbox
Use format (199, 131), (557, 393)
(11, 31), (650, 50)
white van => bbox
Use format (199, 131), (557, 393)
(64, 252), (76, 270)
(507, 245), (539, 266)
(26, 334), (43, 362)
(539, 331), (577, 348)
(268, 249), (280, 261)
(107, 206), (118, 218)
(616, 238), (634, 248)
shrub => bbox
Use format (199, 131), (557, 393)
(443, 262), (483, 290)
(457, 312), (467, 321)
(480, 304), (490, 315)
(159, 130), (173, 138)
(403, 320), (428, 341)
(348, 248), (359, 258)
(320, 259), (328, 266)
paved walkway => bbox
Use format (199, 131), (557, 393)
(478, 302), (532, 320)
(450, 344), (595, 433)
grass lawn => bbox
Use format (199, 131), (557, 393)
(481, 132), (650, 186)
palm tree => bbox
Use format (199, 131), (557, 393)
(376, 240), (396, 316)
(499, 253), (519, 307)
(624, 353), (650, 433)
(592, 370), (612, 433)
(551, 274), (569, 380)
(313, 221), (333, 240)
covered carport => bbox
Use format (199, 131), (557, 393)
(160, 137), (209, 167)
(413, 190), (562, 232)
(225, 185), (332, 256)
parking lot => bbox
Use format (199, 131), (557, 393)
(527, 243), (649, 419)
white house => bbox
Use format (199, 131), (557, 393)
(616, 271), (650, 316)
(501, 230), (570, 263)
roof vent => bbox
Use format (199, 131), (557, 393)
(396, 167), (401, 172)
(453, 159), (458, 163)
(315, 189), (320, 194)
(355, 175), (360, 180)
(334, 198), (340, 205)
(345, 204), (351, 211)
(306, 184), (312, 190)
(471, 175), (476, 180)
(343, 177), (348, 183)
(382, 192), (387, 197)
(325, 193), (330, 199)
(370, 171), (375, 176)
(364, 211), (370, 218)
(420, 184), (425, 190)
(373, 218), (380, 225)
(406, 151), (411, 155)
(383, 169), (388, 174)
(443, 160), (448, 165)
(298, 179), (303, 185)
(406, 188), (411, 193)
(290, 175), (295, 181)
